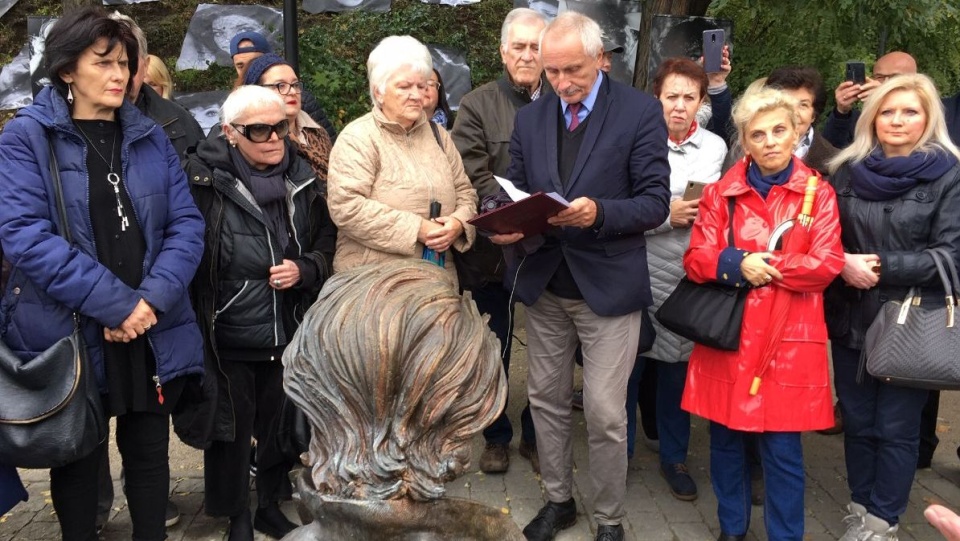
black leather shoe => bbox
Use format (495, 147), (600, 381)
(717, 534), (746, 541)
(522, 498), (577, 541)
(596, 523), (624, 541)
(254, 504), (298, 539)
(228, 508), (253, 541)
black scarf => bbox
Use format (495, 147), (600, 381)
(849, 146), (958, 201)
(229, 145), (291, 254)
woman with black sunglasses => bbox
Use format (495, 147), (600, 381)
(180, 85), (336, 541)
(241, 53), (334, 197)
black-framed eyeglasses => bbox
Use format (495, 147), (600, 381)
(261, 81), (303, 95)
(231, 120), (290, 143)
(426, 81), (442, 91)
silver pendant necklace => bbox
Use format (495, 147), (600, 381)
(76, 124), (130, 231)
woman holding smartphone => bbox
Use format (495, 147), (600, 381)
(639, 58), (727, 502)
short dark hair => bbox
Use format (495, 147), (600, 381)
(43, 6), (140, 100)
(765, 66), (827, 122)
(431, 69), (453, 129)
(652, 58), (709, 100)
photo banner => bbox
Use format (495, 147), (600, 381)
(176, 4), (283, 71)
(301, 0), (390, 14)
(428, 45), (471, 111)
(648, 15), (733, 87)
(177, 90), (230, 134)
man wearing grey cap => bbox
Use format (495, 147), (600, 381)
(600, 40), (624, 73)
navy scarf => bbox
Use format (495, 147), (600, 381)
(747, 160), (794, 199)
(849, 147), (957, 201)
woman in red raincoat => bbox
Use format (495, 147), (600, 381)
(680, 88), (844, 541)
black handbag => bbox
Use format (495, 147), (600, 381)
(863, 248), (960, 390)
(655, 197), (748, 351)
(0, 140), (107, 469)
(276, 393), (311, 464)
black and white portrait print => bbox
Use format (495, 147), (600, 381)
(564, 0), (640, 84)
(428, 45), (471, 111)
(648, 15), (733, 86)
(0, 44), (31, 110)
(513, 0), (560, 19)
(0, 0), (18, 19)
(102, 0), (157, 5)
(177, 90), (229, 135)
(176, 4), (282, 71)
(28, 16), (57, 98)
(301, 0), (390, 14)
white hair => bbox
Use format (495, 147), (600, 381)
(541, 11), (604, 59)
(109, 11), (148, 59)
(500, 8), (547, 47)
(366, 35), (433, 106)
(220, 85), (285, 126)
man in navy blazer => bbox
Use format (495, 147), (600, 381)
(491, 12), (670, 541)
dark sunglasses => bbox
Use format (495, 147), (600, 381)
(231, 119), (290, 143)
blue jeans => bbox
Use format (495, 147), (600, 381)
(710, 423), (804, 540)
(625, 356), (658, 457)
(832, 343), (928, 524)
(472, 282), (535, 446)
(656, 360), (691, 465)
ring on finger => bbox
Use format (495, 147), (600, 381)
(273, 279), (282, 287)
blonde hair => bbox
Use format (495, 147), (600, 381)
(731, 87), (800, 155)
(145, 55), (173, 99)
(828, 73), (960, 173)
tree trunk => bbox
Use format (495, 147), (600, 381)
(633, 0), (713, 90)
(63, 0), (98, 13)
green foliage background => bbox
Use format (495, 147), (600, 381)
(708, 0), (960, 106)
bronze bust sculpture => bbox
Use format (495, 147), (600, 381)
(282, 260), (523, 540)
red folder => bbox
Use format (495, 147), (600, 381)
(468, 192), (570, 236)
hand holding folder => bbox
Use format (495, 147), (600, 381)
(468, 176), (570, 237)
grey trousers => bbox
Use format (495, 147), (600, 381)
(525, 291), (641, 525)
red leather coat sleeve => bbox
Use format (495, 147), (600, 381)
(770, 181), (845, 293)
(683, 181), (729, 284)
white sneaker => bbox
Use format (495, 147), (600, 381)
(858, 513), (899, 541)
(840, 502), (867, 541)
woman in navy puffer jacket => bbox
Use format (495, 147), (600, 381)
(0, 7), (204, 540)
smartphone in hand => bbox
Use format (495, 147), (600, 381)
(683, 181), (708, 201)
(845, 61), (866, 85)
(702, 29), (725, 73)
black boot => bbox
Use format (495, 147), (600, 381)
(254, 503), (298, 539)
(228, 508), (253, 541)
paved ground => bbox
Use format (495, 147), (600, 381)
(3, 314), (960, 540)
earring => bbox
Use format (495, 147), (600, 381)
(66, 84), (74, 105)
(229, 140), (237, 147)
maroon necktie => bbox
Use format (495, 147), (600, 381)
(568, 102), (581, 131)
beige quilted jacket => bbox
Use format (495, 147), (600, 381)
(327, 108), (477, 282)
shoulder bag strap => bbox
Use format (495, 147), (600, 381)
(429, 121), (444, 151)
(933, 247), (960, 298)
(47, 137), (79, 327)
(48, 138), (73, 245)
(726, 197), (736, 249)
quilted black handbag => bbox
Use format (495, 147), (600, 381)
(655, 197), (748, 351)
(0, 140), (107, 468)
(863, 248), (960, 390)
